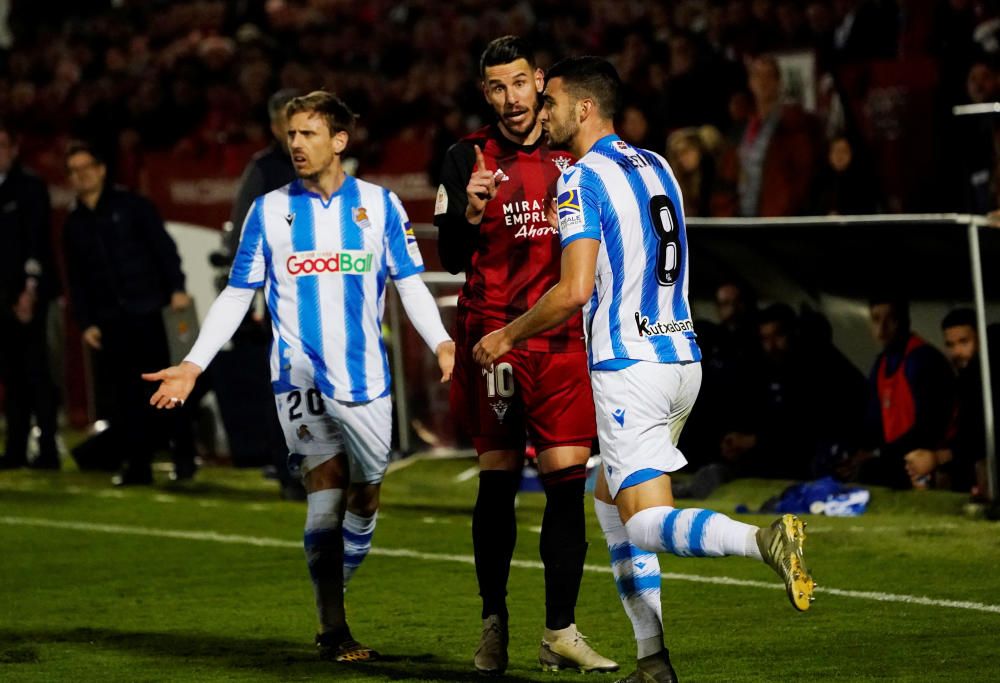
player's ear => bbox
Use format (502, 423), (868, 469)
(332, 130), (349, 154)
(578, 98), (593, 124)
(534, 68), (544, 93)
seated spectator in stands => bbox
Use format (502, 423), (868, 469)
(677, 280), (762, 494)
(731, 304), (866, 475)
(904, 309), (996, 496)
(842, 296), (956, 489)
(667, 126), (723, 217)
(734, 54), (823, 217)
(814, 135), (879, 215)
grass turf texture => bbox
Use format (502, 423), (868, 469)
(1, 457), (998, 682)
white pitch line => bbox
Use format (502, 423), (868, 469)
(2, 515), (999, 616)
(453, 466), (479, 483)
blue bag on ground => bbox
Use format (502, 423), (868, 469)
(759, 476), (870, 517)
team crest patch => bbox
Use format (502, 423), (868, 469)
(552, 154), (572, 171)
(491, 400), (509, 423)
(296, 424), (313, 442)
(434, 184), (448, 216)
(353, 206), (371, 229)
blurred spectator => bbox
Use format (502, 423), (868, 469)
(843, 296), (957, 489)
(221, 88), (305, 500)
(666, 126), (723, 217)
(814, 135), (879, 214)
(831, 0), (900, 62)
(619, 102), (654, 148)
(0, 121), (60, 470)
(904, 309), (997, 495)
(953, 59), (1000, 212)
(227, 88), (299, 253)
(734, 54), (823, 216)
(62, 141), (197, 486)
(678, 279), (761, 483)
(676, 301), (865, 497)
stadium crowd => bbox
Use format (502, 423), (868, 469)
(1, 0), (1000, 214)
(0, 0), (996, 505)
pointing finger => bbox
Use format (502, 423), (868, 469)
(474, 145), (486, 173)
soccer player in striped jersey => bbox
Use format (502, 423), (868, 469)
(434, 35), (616, 675)
(143, 91), (455, 663)
(474, 58), (815, 682)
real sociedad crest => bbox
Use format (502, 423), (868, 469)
(353, 206), (371, 229)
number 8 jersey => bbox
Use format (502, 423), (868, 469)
(556, 134), (701, 368)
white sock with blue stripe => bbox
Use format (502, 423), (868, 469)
(304, 489), (346, 634)
(625, 506), (762, 560)
(342, 510), (377, 587)
(595, 499), (664, 658)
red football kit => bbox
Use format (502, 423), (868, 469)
(434, 124), (596, 454)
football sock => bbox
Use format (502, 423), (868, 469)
(342, 510), (377, 588)
(304, 488), (346, 634)
(595, 499), (664, 658)
(473, 470), (520, 620)
(539, 464), (588, 630)
(625, 506), (760, 559)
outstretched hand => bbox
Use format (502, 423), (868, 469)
(141, 361), (202, 409)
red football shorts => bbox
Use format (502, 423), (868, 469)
(450, 344), (597, 455)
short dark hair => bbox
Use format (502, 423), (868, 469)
(942, 308), (977, 331)
(65, 140), (105, 166)
(758, 302), (797, 331)
(480, 35), (535, 77)
(268, 88), (300, 121)
(285, 90), (357, 138)
(869, 293), (910, 329)
(545, 56), (622, 120)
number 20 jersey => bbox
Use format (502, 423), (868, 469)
(556, 134), (701, 368)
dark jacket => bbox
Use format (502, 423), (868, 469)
(63, 186), (185, 329)
(0, 163), (58, 312)
(226, 143), (296, 253)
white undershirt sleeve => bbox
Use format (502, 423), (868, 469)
(183, 286), (256, 371)
(393, 274), (451, 352)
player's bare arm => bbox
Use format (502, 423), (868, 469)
(465, 144), (498, 225)
(473, 238), (598, 366)
(142, 360), (202, 409)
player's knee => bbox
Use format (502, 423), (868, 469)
(624, 507), (671, 554)
(346, 482), (381, 518)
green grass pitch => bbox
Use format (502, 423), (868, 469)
(2, 456), (998, 682)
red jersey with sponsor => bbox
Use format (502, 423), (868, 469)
(434, 124), (583, 352)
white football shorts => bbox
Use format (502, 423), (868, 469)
(275, 388), (392, 484)
(591, 360), (702, 498)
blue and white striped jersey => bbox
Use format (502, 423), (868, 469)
(229, 176), (424, 402)
(556, 134), (701, 369)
